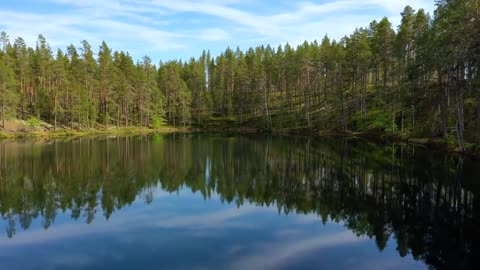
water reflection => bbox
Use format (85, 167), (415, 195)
(0, 134), (479, 270)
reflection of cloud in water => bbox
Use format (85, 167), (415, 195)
(274, 229), (307, 239)
(228, 231), (367, 270)
(0, 221), (121, 247)
(294, 213), (324, 224)
(155, 205), (269, 229)
(0, 203), (270, 246)
(352, 257), (426, 270)
(49, 254), (96, 268)
(150, 187), (173, 199)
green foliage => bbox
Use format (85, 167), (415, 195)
(0, 131), (12, 138)
(444, 134), (457, 147)
(0, 0), (479, 151)
(0, 32), (19, 125)
(26, 117), (41, 129)
(150, 115), (165, 129)
(366, 109), (389, 131)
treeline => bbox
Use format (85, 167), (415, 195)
(0, 35), (163, 130)
(1, 1), (479, 148)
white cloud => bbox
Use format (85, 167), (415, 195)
(195, 28), (231, 41)
(146, 0), (436, 46)
(365, 0), (435, 12)
(0, 0), (436, 61)
(149, 0), (277, 36)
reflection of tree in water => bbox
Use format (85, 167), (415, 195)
(0, 134), (479, 269)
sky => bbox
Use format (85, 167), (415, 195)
(0, 0), (436, 63)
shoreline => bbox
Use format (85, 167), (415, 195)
(0, 126), (188, 140)
(2, 126), (479, 158)
(194, 127), (480, 158)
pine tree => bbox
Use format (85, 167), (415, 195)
(80, 40), (98, 128)
(98, 41), (113, 128)
(0, 32), (18, 128)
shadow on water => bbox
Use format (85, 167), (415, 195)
(0, 134), (479, 269)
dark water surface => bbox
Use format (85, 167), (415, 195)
(0, 134), (479, 270)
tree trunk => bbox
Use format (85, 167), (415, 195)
(1, 100), (4, 129)
(304, 68), (311, 127)
(412, 105), (415, 129)
(124, 104), (128, 127)
(440, 73), (448, 137)
(401, 110), (404, 133)
(54, 109), (57, 131)
(140, 105), (143, 128)
(456, 69), (466, 152)
(261, 80), (269, 129)
(117, 107), (120, 129)
(105, 100), (108, 129)
(477, 99), (480, 143)
(1, 83), (5, 128)
(340, 91), (347, 131)
(147, 111), (150, 128)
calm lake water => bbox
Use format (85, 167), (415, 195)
(0, 134), (479, 270)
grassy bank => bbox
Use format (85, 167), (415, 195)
(0, 126), (188, 140)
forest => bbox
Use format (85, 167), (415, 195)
(0, 0), (479, 151)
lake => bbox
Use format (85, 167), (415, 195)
(0, 134), (479, 270)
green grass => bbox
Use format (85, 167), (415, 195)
(0, 131), (14, 139)
(0, 126), (186, 140)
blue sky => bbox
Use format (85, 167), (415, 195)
(0, 0), (435, 63)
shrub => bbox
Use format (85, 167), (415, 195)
(26, 117), (41, 129)
(151, 115), (165, 129)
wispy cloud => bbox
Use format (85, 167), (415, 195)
(195, 28), (231, 41)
